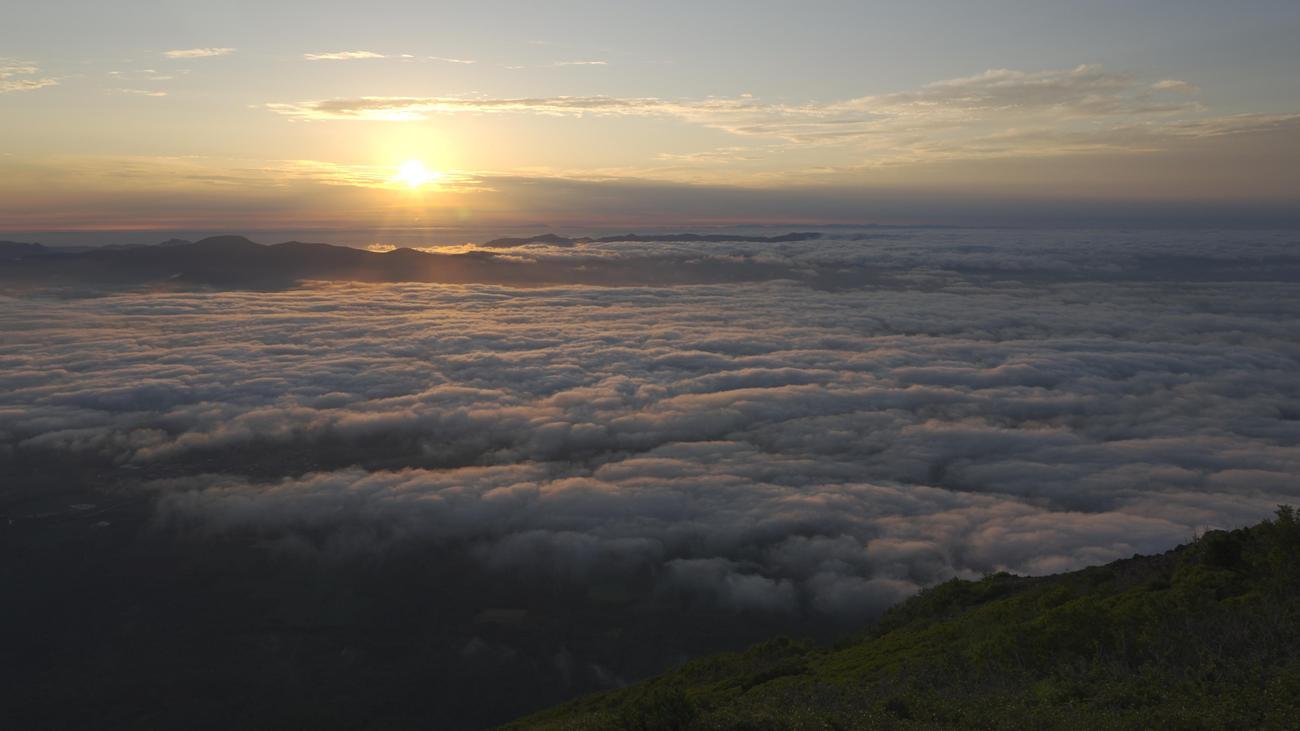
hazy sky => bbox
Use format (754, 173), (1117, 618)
(3, 0), (1299, 230)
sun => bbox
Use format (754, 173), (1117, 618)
(393, 159), (442, 188)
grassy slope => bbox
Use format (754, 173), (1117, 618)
(502, 508), (1300, 730)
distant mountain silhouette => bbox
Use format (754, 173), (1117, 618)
(481, 232), (823, 247)
(5, 232), (1298, 290)
(0, 234), (811, 288)
(596, 231), (822, 243)
(0, 241), (49, 261)
(482, 233), (578, 247)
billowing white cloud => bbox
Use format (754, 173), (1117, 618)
(3, 232), (1298, 620)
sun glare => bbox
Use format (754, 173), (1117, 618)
(393, 159), (441, 188)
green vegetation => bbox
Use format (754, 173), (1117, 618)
(502, 507), (1300, 730)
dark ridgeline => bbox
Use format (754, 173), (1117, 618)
(480, 232), (823, 247)
(0, 241), (49, 260)
(0, 234), (814, 288)
(5, 233), (1300, 291)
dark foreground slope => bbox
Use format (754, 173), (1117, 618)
(504, 508), (1300, 730)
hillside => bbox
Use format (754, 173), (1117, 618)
(502, 508), (1300, 730)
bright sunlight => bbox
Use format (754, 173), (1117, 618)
(393, 159), (441, 188)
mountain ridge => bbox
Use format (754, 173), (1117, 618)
(0, 233), (822, 288)
(480, 232), (824, 247)
(5, 233), (1300, 290)
(501, 507), (1300, 730)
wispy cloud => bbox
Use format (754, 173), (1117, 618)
(655, 146), (766, 164)
(108, 69), (178, 81)
(0, 78), (57, 93)
(163, 47), (235, 59)
(0, 59), (58, 94)
(267, 95), (679, 121)
(262, 64), (1265, 165)
(303, 50), (389, 61)
(1152, 79), (1199, 94)
(304, 51), (468, 63)
(502, 59), (609, 70)
(0, 61), (39, 77)
(108, 88), (168, 97)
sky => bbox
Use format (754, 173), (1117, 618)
(2, 0), (1299, 231)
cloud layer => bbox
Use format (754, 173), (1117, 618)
(3, 232), (1299, 619)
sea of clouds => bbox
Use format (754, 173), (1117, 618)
(3, 230), (1299, 620)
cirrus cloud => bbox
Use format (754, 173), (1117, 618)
(0, 59), (57, 94)
(163, 47), (235, 59)
(262, 64), (1286, 166)
(303, 50), (389, 61)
